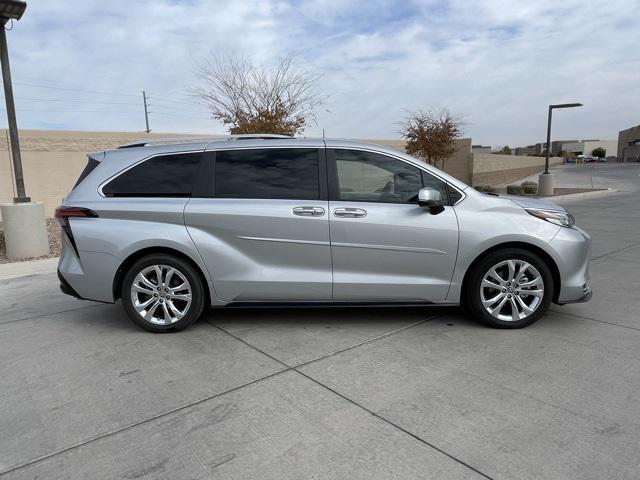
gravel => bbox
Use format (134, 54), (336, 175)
(0, 218), (61, 264)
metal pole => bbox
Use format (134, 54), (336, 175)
(544, 105), (552, 174)
(0, 20), (28, 202)
(142, 90), (150, 133)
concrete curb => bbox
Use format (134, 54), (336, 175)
(543, 188), (619, 203)
(0, 257), (58, 280)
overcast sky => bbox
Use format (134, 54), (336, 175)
(3, 0), (638, 146)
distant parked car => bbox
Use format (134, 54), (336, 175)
(56, 135), (593, 332)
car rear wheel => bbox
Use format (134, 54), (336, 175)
(465, 248), (553, 328)
(121, 254), (205, 332)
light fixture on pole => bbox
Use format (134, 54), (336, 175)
(538, 102), (583, 196)
(0, 0), (27, 202)
(0, 0), (50, 260)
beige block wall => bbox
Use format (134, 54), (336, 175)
(364, 138), (473, 184)
(0, 130), (208, 218)
(471, 154), (563, 186)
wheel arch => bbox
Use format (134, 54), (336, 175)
(113, 246), (212, 306)
(461, 241), (561, 305)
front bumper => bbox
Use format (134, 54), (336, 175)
(558, 281), (593, 304)
(548, 226), (592, 304)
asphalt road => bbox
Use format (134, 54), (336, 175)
(1, 163), (640, 479)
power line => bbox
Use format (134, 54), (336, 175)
(1, 107), (141, 113)
(12, 75), (208, 107)
(13, 81), (140, 97)
(151, 111), (211, 120)
(2, 96), (138, 105)
(149, 97), (206, 107)
(149, 104), (209, 114)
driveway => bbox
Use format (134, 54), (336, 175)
(1, 163), (640, 479)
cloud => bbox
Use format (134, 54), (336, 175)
(2, 0), (638, 146)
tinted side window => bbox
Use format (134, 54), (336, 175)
(334, 150), (423, 203)
(421, 171), (449, 205)
(447, 184), (463, 205)
(215, 148), (320, 200)
(103, 153), (201, 197)
(73, 157), (100, 189)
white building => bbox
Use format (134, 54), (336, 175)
(561, 140), (618, 157)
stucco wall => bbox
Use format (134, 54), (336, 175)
(0, 130), (208, 218)
(618, 125), (640, 161)
(561, 140), (618, 157)
(364, 138), (473, 184)
(471, 153), (563, 186)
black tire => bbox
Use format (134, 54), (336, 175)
(121, 254), (205, 332)
(464, 248), (554, 329)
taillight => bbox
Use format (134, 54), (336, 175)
(55, 207), (98, 226)
(55, 207), (98, 256)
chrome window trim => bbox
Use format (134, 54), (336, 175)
(98, 144), (466, 206)
(97, 149), (204, 198)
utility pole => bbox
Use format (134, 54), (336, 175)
(0, 17), (28, 201)
(142, 90), (150, 133)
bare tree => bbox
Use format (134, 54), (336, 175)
(192, 54), (326, 136)
(400, 108), (463, 170)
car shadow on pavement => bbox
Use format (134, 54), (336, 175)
(204, 305), (454, 328)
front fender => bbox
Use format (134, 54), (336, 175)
(446, 204), (560, 302)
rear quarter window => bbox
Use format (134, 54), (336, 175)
(102, 153), (202, 197)
(73, 157), (100, 189)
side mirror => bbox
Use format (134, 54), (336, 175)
(418, 187), (445, 214)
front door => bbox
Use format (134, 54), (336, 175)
(327, 148), (459, 302)
(185, 147), (332, 302)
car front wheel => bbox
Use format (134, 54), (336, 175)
(465, 248), (554, 328)
(121, 254), (205, 332)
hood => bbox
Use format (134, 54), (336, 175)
(499, 194), (567, 212)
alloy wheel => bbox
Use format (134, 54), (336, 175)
(130, 264), (192, 325)
(480, 259), (544, 322)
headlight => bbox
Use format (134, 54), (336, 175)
(525, 208), (575, 228)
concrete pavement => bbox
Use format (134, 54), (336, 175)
(1, 163), (640, 479)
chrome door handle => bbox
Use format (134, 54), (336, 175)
(333, 207), (367, 218)
(292, 206), (325, 217)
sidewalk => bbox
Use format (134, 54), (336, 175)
(0, 257), (58, 280)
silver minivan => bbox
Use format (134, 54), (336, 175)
(57, 135), (592, 332)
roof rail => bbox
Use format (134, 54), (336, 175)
(118, 134), (293, 149)
(226, 134), (293, 141)
(118, 136), (225, 149)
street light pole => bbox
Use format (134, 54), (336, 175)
(0, 18), (28, 202)
(544, 105), (553, 175)
(539, 102), (583, 196)
(0, 0), (50, 260)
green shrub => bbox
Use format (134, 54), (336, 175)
(507, 185), (524, 195)
(521, 181), (538, 194)
(474, 185), (498, 193)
